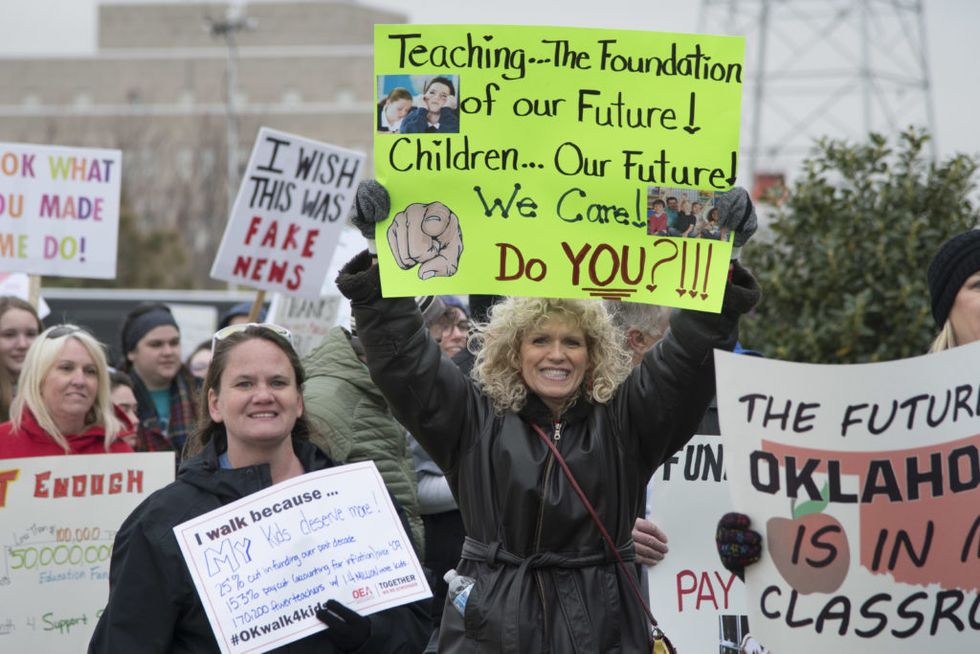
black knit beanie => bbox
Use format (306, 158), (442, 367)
(927, 229), (980, 326)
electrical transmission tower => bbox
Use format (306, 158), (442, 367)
(699, 0), (936, 188)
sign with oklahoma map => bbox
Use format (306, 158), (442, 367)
(716, 347), (980, 652)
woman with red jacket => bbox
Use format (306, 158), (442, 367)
(0, 324), (134, 458)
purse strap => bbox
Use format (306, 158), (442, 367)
(529, 422), (674, 650)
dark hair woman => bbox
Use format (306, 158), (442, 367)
(91, 324), (429, 653)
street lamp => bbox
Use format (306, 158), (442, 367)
(205, 5), (257, 217)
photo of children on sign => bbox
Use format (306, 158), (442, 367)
(647, 186), (730, 240)
(376, 74), (461, 134)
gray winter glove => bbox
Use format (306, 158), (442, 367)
(350, 180), (390, 254)
(714, 187), (757, 257)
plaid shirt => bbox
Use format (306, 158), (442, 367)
(131, 367), (200, 460)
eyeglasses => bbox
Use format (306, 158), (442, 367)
(211, 322), (294, 354)
(46, 325), (84, 339)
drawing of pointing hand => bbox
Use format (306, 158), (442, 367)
(386, 200), (464, 280)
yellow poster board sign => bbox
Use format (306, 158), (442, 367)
(373, 25), (744, 310)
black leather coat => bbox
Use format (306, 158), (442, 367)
(89, 438), (430, 653)
(338, 252), (759, 653)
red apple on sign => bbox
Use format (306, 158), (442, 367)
(767, 483), (850, 594)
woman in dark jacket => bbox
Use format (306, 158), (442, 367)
(336, 182), (760, 653)
(90, 324), (430, 653)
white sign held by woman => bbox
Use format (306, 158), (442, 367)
(173, 460), (430, 654)
(0, 452), (176, 651)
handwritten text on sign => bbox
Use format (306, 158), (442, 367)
(647, 435), (750, 652)
(0, 453), (175, 651)
(373, 25), (743, 309)
(210, 128), (364, 299)
(716, 347), (980, 653)
(173, 461), (430, 654)
(0, 142), (121, 278)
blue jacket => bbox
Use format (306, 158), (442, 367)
(399, 107), (459, 134)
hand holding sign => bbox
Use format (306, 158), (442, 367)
(715, 512), (762, 581)
(351, 180), (390, 254)
(172, 461), (430, 654)
(316, 599), (372, 651)
(713, 187), (757, 254)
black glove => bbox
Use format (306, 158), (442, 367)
(716, 512), (762, 581)
(714, 187), (757, 253)
(317, 599), (372, 652)
(722, 260), (762, 318)
(350, 180), (390, 253)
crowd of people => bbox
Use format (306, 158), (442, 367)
(0, 175), (976, 652)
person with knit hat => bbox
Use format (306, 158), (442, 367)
(119, 302), (200, 458)
(928, 229), (980, 352)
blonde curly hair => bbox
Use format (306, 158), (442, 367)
(471, 297), (632, 414)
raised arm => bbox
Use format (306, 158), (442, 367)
(336, 251), (489, 475)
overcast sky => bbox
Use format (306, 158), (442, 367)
(1, 0), (977, 172)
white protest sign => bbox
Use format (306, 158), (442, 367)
(646, 435), (751, 652)
(0, 142), (121, 278)
(267, 226), (363, 357)
(210, 127), (364, 299)
(168, 303), (219, 359)
(716, 347), (980, 653)
(267, 295), (341, 358)
(173, 460), (430, 654)
(0, 272), (50, 318)
(0, 453), (176, 651)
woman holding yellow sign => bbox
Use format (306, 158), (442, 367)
(336, 180), (760, 653)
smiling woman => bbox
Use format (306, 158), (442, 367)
(336, 177), (761, 653)
(91, 324), (431, 653)
(0, 324), (132, 458)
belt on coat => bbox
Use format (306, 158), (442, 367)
(460, 536), (636, 654)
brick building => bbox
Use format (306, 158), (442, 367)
(0, 0), (402, 285)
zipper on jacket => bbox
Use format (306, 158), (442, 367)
(531, 419), (562, 644)
(533, 420), (562, 546)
